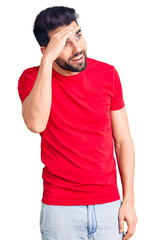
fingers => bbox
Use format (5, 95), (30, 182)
(119, 216), (124, 234)
(44, 25), (81, 61)
(49, 25), (81, 46)
(61, 26), (81, 41)
(55, 25), (80, 39)
(122, 220), (137, 240)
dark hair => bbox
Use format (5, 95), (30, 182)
(33, 6), (79, 47)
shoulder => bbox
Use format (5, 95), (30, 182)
(86, 57), (115, 72)
(20, 65), (40, 80)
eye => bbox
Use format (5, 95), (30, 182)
(76, 34), (81, 39)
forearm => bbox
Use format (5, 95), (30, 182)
(115, 138), (135, 203)
(22, 56), (53, 133)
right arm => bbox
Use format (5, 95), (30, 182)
(22, 58), (53, 133)
(22, 25), (80, 133)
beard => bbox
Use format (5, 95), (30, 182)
(54, 50), (87, 72)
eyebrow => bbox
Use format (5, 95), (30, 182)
(66, 29), (82, 42)
(76, 29), (82, 35)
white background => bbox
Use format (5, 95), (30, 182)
(0, 0), (155, 239)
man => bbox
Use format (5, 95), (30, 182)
(18, 6), (138, 240)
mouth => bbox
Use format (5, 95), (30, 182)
(70, 54), (84, 62)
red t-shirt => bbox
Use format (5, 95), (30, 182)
(18, 57), (125, 205)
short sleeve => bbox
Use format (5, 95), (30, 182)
(17, 67), (38, 104)
(110, 67), (125, 111)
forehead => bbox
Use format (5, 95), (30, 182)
(48, 21), (78, 37)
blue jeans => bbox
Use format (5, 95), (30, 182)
(40, 199), (124, 240)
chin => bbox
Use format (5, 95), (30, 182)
(69, 58), (87, 72)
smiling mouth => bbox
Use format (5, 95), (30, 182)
(70, 54), (83, 62)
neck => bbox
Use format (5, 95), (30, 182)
(52, 62), (79, 76)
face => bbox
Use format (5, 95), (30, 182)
(48, 21), (87, 73)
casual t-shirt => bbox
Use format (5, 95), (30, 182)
(18, 57), (125, 205)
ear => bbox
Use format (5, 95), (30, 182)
(40, 46), (46, 55)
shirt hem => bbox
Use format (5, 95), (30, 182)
(41, 195), (121, 206)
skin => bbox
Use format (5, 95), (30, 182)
(37, 19), (138, 237)
(22, 23), (86, 132)
(111, 108), (138, 239)
(40, 21), (87, 76)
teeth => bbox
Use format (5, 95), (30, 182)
(72, 55), (82, 60)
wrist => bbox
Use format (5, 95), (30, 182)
(123, 196), (135, 204)
(41, 54), (54, 65)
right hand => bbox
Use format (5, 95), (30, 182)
(42, 25), (81, 62)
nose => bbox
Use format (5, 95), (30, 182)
(71, 41), (83, 55)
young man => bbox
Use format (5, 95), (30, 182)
(17, 6), (138, 240)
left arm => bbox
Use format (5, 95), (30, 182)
(111, 106), (138, 240)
